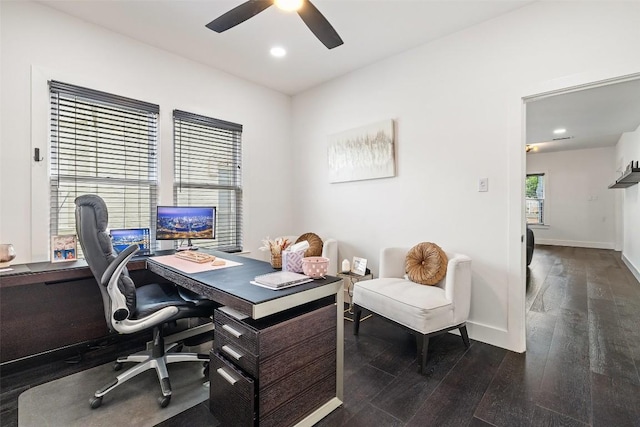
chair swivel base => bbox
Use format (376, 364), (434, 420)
(90, 343), (209, 409)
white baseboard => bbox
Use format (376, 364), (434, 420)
(622, 254), (640, 284)
(536, 239), (615, 250)
(464, 321), (523, 353)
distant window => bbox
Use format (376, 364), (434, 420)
(49, 81), (159, 258)
(173, 110), (243, 252)
(526, 173), (545, 225)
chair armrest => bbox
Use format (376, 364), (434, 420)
(322, 238), (338, 276)
(442, 253), (472, 324)
(100, 244), (138, 287)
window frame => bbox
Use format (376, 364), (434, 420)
(48, 80), (160, 257)
(525, 172), (548, 227)
(172, 109), (243, 252)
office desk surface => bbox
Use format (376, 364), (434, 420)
(147, 251), (342, 319)
(0, 258), (147, 288)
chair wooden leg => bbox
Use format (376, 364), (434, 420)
(420, 334), (429, 374)
(353, 304), (362, 335)
(460, 325), (470, 348)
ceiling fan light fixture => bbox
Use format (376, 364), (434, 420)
(274, 0), (303, 12)
(270, 46), (287, 57)
(206, 0), (343, 49)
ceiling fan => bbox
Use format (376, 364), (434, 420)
(206, 0), (344, 50)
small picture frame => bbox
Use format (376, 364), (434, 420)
(351, 256), (367, 276)
(51, 235), (77, 263)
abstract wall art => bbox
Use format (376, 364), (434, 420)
(327, 119), (395, 183)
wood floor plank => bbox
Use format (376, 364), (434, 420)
(560, 274), (589, 315)
(526, 251), (555, 311)
(530, 405), (589, 426)
(588, 298), (640, 386)
(315, 364), (396, 427)
(468, 417), (496, 427)
(367, 330), (420, 377)
(343, 334), (393, 379)
(537, 308), (591, 424)
(590, 371), (640, 427)
(341, 402), (403, 427)
(529, 274), (568, 314)
(405, 343), (506, 427)
(587, 267), (615, 302)
(155, 401), (219, 427)
(473, 310), (557, 426)
(371, 334), (469, 422)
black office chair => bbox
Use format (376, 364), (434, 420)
(75, 194), (217, 409)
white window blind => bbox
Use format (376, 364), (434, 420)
(49, 81), (159, 254)
(173, 110), (243, 252)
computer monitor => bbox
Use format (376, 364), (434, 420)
(110, 228), (152, 255)
(156, 206), (216, 250)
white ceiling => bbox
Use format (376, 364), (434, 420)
(526, 78), (640, 154)
(34, 0), (640, 155)
(37, 0), (534, 95)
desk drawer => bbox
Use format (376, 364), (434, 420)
(209, 351), (255, 427)
(214, 333), (259, 377)
(215, 310), (258, 354)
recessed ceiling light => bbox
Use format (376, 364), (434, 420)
(274, 0), (303, 12)
(553, 128), (566, 134)
(270, 46), (287, 58)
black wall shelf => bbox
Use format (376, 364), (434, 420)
(609, 167), (640, 189)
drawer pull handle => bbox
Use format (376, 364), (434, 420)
(222, 345), (243, 360)
(216, 368), (238, 385)
(222, 324), (243, 338)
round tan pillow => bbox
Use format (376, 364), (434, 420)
(405, 242), (448, 285)
(296, 232), (323, 257)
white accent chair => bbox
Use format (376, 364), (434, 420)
(352, 247), (472, 374)
(277, 235), (339, 276)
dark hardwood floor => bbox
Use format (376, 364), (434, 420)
(2, 245), (639, 426)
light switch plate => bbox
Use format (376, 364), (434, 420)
(478, 178), (488, 192)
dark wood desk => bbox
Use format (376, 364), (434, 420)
(1, 252), (344, 425)
(146, 251), (345, 426)
(0, 258), (151, 364)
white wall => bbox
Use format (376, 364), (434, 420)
(3, 0), (640, 354)
(291, 1), (640, 352)
(0, 1), (293, 264)
(526, 147), (617, 249)
(616, 125), (640, 280)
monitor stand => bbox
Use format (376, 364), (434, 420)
(176, 239), (198, 251)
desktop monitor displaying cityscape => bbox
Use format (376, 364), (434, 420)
(110, 228), (151, 254)
(156, 206), (216, 244)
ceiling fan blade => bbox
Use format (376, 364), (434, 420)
(297, 0), (343, 49)
(206, 0), (273, 33)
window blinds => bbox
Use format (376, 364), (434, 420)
(49, 81), (159, 249)
(173, 110), (243, 252)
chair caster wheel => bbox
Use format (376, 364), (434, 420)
(113, 362), (123, 371)
(203, 361), (210, 377)
(90, 396), (103, 409)
(158, 395), (171, 408)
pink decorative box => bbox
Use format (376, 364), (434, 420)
(282, 249), (305, 273)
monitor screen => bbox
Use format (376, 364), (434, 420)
(156, 206), (216, 241)
(110, 228), (151, 254)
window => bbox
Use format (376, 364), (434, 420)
(526, 173), (545, 225)
(49, 81), (159, 255)
(173, 110), (243, 252)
